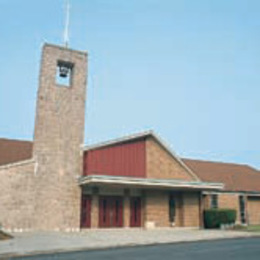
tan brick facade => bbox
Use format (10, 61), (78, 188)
(141, 137), (202, 228)
(219, 193), (240, 213)
(203, 193), (260, 225)
(247, 197), (260, 225)
(175, 193), (184, 227)
(146, 137), (196, 181)
(84, 190), (260, 229)
(182, 192), (200, 227)
(0, 161), (35, 231)
(32, 44), (87, 231)
(142, 190), (201, 228)
(203, 193), (241, 224)
(82, 189), (202, 229)
(143, 190), (169, 228)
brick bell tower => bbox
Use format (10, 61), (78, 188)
(33, 43), (87, 230)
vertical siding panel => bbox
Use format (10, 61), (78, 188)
(84, 139), (146, 178)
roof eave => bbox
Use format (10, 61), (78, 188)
(82, 130), (153, 151)
(78, 175), (224, 191)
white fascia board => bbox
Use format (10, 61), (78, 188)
(78, 175), (223, 191)
(82, 130), (153, 151)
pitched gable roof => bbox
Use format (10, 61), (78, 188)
(0, 139), (32, 166)
(182, 158), (260, 193)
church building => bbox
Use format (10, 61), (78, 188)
(0, 44), (259, 231)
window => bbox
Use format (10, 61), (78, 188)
(169, 195), (176, 223)
(56, 60), (73, 87)
(210, 194), (218, 209)
(239, 196), (246, 224)
(115, 200), (119, 223)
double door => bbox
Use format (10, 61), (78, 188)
(99, 196), (123, 228)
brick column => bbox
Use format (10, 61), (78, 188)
(124, 189), (130, 228)
(182, 192), (200, 227)
(91, 188), (99, 228)
(142, 190), (147, 228)
(143, 190), (169, 228)
(33, 44), (87, 230)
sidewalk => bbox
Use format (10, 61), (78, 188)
(0, 228), (259, 258)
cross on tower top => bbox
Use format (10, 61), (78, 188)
(63, 0), (70, 48)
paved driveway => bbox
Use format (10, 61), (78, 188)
(6, 237), (260, 260)
(0, 229), (259, 258)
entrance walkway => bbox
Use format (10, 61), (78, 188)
(0, 228), (259, 258)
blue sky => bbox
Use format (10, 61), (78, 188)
(0, 0), (259, 168)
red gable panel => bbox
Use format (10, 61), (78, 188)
(84, 139), (146, 178)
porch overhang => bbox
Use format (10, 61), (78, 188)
(78, 175), (224, 191)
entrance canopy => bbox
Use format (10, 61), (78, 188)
(79, 175), (223, 191)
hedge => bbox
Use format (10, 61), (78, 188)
(204, 209), (237, 229)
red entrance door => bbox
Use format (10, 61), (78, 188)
(80, 195), (91, 228)
(99, 196), (123, 228)
(130, 197), (141, 227)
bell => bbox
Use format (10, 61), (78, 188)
(59, 65), (70, 78)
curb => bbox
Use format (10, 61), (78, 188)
(1, 234), (260, 259)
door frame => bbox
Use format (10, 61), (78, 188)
(80, 194), (91, 228)
(130, 197), (142, 227)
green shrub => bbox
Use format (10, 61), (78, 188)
(204, 209), (236, 229)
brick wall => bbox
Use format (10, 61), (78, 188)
(146, 137), (196, 181)
(204, 193), (260, 225)
(202, 194), (211, 209)
(204, 193), (242, 224)
(182, 192), (200, 227)
(218, 193), (240, 214)
(143, 190), (201, 228)
(0, 161), (35, 231)
(175, 193), (184, 227)
(144, 190), (169, 228)
(247, 197), (260, 225)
